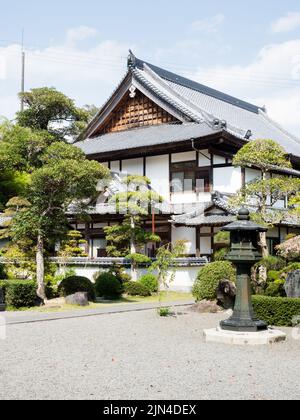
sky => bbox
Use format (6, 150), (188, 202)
(1, 0), (300, 137)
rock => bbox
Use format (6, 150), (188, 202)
(217, 280), (236, 309)
(190, 300), (222, 314)
(285, 270), (300, 298)
(65, 292), (89, 307)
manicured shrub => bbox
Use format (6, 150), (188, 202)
(95, 273), (123, 299)
(0, 280), (37, 308)
(139, 274), (159, 293)
(281, 263), (300, 275)
(213, 247), (230, 262)
(58, 276), (95, 301)
(124, 281), (151, 297)
(257, 256), (286, 272)
(252, 295), (300, 327)
(267, 270), (281, 282)
(193, 262), (236, 302)
(264, 280), (286, 298)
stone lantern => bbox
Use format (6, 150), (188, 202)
(204, 208), (287, 345)
(220, 208), (268, 332)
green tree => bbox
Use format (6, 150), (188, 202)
(58, 230), (88, 259)
(0, 120), (54, 173)
(233, 139), (300, 257)
(17, 87), (95, 141)
(104, 175), (162, 280)
(10, 148), (109, 300)
(150, 241), (186, 305)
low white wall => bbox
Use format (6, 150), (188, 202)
(60, 265), (201, 292)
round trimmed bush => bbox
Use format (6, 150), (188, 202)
(58, 276), (95, 301)
(95, 273), (123, 300)
(139, 274), (159, 293)
(124, 281), (151, 297)
(193, 262), (236, 302)
(2, 280), (37, 308)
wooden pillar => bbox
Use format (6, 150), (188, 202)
(196, 227), (201, 257)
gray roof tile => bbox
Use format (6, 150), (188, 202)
(76, 123), (217, 156)
(79, 54), (300, 158)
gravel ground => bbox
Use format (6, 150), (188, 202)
(0, 308), (299, 400)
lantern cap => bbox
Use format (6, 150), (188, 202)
(222, 207), (268, 232)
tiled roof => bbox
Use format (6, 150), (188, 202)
(76, 122), (217, 156)
(79, 53), (300, 159)
(171, 193), (300, 227)
(132, 57), (300, 156)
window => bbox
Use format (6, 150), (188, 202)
(170, 161), (211, 194)
(196, 169), (211, 193)
(171, 171), (196, 193)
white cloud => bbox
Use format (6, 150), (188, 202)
(0, 36), (130, 120)
(191, 14), (225, 33)
(186, 40), (300, 137)
(271, 12), (300, 33)
(66, 26), (99, 44)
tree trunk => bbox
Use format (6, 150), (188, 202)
(130, 216), (137, 281)
(36, 234), (46, 302)
(260, 232), (269, 258)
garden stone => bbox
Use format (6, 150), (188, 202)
(285, 270), (300, 298)
(65, 292), (89, 306)
(190, 300), (222, 314)
(217, 280), (236, 309)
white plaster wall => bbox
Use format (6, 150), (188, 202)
(200, 237), (212, 255)
(213, 155), (226, 165)
(171, 151), (196, 163)
(111, 161), (120, 172)
(171, 226), (196, 255)
(91, 239), (107, 258)
(146, 155), (170, 201)
(213, 167), (242, 194)
(122, 158), (144, 176)
(66, 266), (200, 292)
(198, 149), (211, 167)
(171, 192), (197, 204)
(245, 168), (262, 183)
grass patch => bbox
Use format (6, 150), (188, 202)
(6, 292), (194, 313)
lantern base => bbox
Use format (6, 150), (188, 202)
(204, 327), (286, 346)
(220, 318), (268, 333)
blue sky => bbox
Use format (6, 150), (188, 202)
(1, 0), (300, 137)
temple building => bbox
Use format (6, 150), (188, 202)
(73, 51), (300, 259)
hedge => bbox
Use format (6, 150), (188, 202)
(124, 281), (151, 297)
(193, 261), (236, 301)
(0, 280), (37, 309)
(252, 295), (300, 327)
(95, 273), (123, 300)
(139, 274), (159, 293)
(58, 276), (96, 301)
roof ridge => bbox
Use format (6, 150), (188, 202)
(258, 109), (300, 148)
(139, 64), (249, 138)
(134, 57), (262, 114)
